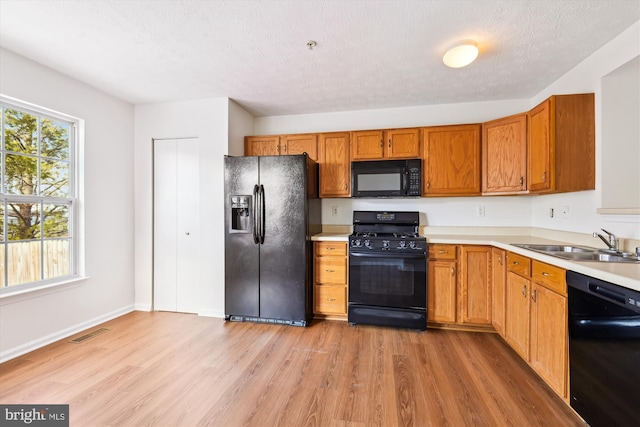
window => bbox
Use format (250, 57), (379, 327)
(1, 97), (80, 292)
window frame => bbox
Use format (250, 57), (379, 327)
(0, 95), (84, 296)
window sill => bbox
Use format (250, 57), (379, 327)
(0, 276), (90, 306)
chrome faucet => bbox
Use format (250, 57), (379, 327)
(593, 229), (619, 253)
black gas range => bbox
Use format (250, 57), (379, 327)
(348, 211), (427, 331)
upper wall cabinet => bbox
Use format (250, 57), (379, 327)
(422, 124), (481, 196)
(281, 134), (318, 161)
(482, 113), (528, 194)
(351, 128), (420, 160)
(527, 94), (594, 194)
(318, 132), (351, 198)
(245, 135), (280, 156)
(245, 134), (318, 161)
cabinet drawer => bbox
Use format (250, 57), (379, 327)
(315, 241), (347, 256)
(315, 257), (347, 284)
(507, 252), (531, 276)
(532, 261), (566, 296)
(314, 285), (346, 314)
(429, 244), (457, 260)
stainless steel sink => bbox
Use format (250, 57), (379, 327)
(511, 243), (640, 263)
(552, 252), (640, 263)
(513, 244), (595, 253)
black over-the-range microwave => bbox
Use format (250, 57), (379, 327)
(351, 159), (422, 198)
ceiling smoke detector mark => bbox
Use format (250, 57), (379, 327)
(306, 40), (317, 50)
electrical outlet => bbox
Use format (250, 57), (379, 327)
(476, 206), (485, 217)
(331, 206), (338, 217)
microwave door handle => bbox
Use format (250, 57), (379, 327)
(402, 169), (409, 195)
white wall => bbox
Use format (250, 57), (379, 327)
(134, 98), (253, 318)
(0, 48), (135, 361)
(530, 21), (640, 239)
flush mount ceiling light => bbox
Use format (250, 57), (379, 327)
(442, 40), (479, 68)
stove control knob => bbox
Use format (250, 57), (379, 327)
(383, 240), (390, 249)
(399, 240), (406, 248)
(364, 239), (371, 248)
(409, 241), (416, 249)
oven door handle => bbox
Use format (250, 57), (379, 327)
(349, 251), (427, 260)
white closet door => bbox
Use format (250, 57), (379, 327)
(153, 138), (199, 313)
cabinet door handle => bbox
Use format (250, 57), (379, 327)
(521, 284), (527, 297)
(388, 139), (391, 148)
(451, 267), (455, 275)
(520, 176), (524, 187)
(498, 255), (503, 265)
(344, 183), (348, 190)
(542, 272), (551, 277)
(513, 261), (520, 265)
(531, 289), (537, 302)
(326, 247), (335, 251)
(327, 298), (336, 301)
(426, 181), (430, 189)
(438, 250), (446, 254)
(326, 269), (335, 273)
(542, 171), (546, 182)
(277, 144), (281, 154)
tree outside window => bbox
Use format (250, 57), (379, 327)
(1, 104), (75, 287)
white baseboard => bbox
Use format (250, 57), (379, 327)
(0, 305), (135, 363)
(198, 309), (225, 318)
(134, 302), (152, 312)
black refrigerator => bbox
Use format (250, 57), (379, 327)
(224, 154), (321, 326)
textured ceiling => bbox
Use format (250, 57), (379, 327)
(0, 1), (638, 117)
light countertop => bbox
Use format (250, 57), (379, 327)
(311, 231), (640, 292)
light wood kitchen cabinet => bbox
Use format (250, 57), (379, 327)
(244, 135), (280, 156)
(350, 130), (384, 160)
(245, 134), (318, 161)
(385, 128), (420, 159)
(281, 134), (318, 161)
(482, 113), (528, 194)
(351, 128), (420, 160)
(458, 246), (492, 325)
(529, 261), (568, 398)
(318, 132), (351, 198)
(427, 244), (458, 324)
(421, 124), (481, 196)
(428, 244), (491, 328)
(504, 252), (568, 399)
(491, 247), (506, 336)
(313, 241), (348, 318)
(505, 252), (531, 359)
(527, 94), (595, 193)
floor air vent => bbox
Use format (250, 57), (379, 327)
(70, 328), (110, 343)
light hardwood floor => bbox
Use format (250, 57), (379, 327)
(0, 312), (585, 426)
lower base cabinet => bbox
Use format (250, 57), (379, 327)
(504, 252), (568, 399)
(427, 244), (492, 328)
(313, 241), (348, 318)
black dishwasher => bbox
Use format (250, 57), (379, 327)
(567, 271), (640, 427)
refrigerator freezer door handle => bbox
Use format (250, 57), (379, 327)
(259, 185), (265, 244)
(252, 185), (259, 244)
